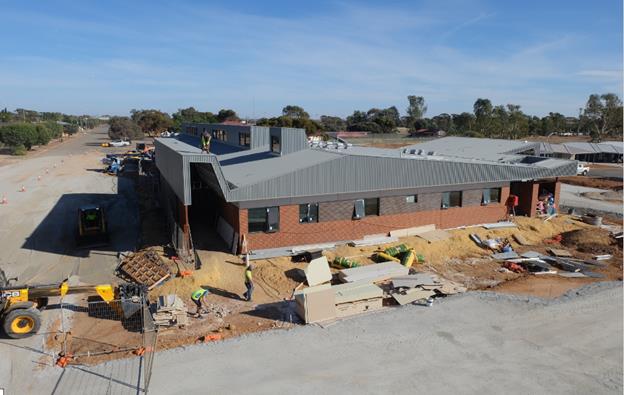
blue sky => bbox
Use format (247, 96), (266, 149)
(0, 0), (621, 117)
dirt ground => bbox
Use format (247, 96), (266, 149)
(128, 214), (622, 357)
(559, 176), (623, 190)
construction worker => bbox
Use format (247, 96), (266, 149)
(243, 264), (254, 302)
(191, 288), (209, 317)
(200, 131), (211, 153)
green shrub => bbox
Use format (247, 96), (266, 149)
(0, 123), (38, 149)
(11, 144), (27, 155)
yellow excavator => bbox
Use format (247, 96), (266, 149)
(0, 269), (131, 339)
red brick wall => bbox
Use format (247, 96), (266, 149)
(239, 186), (510, 250)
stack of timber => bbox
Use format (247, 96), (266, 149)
(152, 294), (188, 327)
(338, 261), (408, 283)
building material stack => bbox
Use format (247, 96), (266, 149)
(152, 294), (188, 327)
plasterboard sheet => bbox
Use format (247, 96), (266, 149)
(483, 221), (517, 229)
(417, 229), (451, 242)
(390, 224), (436, 238)
(304, 257), (332, 287)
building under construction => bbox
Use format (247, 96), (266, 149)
(154, 125), (577, 256)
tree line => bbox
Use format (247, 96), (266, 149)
(0, 108), (103, 155)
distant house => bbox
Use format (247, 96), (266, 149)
(539, 141), (623, 163)
(155, 127), (575, 256)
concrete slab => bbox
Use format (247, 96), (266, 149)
(390, 224), (436, 238)
(417, 229), (451, 242)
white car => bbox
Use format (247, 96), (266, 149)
(576, 162), (590, 176)
(109, 140), (131, 147)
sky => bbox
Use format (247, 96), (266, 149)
(0, 0), (622, 118)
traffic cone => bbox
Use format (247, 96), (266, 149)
(19, 185), (26, 192)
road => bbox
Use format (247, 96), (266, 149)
(0, 126), (139, 283)
(588, 167), (622, 180)
(0, 127), (141, 394)
(559, 183), (623, 215)
(2, 282), (621, 394)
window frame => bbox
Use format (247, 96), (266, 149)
(212, 129), (227, 141)
(247, 207), (280, 233)
(405, 195), (418, 204)
(441, 191), (462, 209)
(271, 135), (281, 153)
(239, 132), (251, 147)
(299, 203), (319, 223)
(364, 198), (379, 216)
(482, 188), (501, 205)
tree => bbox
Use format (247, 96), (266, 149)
(41, 112), (63, 122)
(506, 104), (527, 139)
(319, 115), (346, 131)
(432, 113), (453, 132)
(0, 108), (12, 123)
(584, 93), (623, 141)
(130, 109), (173, 136)
(216, 109), (239, 122)
(451, 112), (475, 134)
(171, 107), (217, 131)
(108, 117), (143, 140)
(282, 105), (309, 119)
(0, 123), (38, 149)
(406, 96), (427, 119)
(473, 98), (493, 135)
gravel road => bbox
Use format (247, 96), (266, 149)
(5, 282), (619, 394)
(0, 126), (139, 283)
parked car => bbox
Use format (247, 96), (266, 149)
(576, 162), (590, 176)
(108, 140), (131, 147)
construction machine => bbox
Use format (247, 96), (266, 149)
(77, 205), (109, 247)
(0, 269), (146, 339)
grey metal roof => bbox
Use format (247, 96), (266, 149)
(403, 137), (540, 160)
(539, 141), (623, 155)
(155, 135), (577, 206)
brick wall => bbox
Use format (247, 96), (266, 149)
(238, 186), (510, 250)
(220, 201), (240, 233)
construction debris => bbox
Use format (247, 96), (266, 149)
(389, 224), (436, 238)
(513, 233), (532, 246)
(338, 261), (408, 283)
(482, 221), (517, 229)
(117, 249), (171, 289)
(294, 285), (335, 324)
(417, 229), (451, 242)
(492, 251), (519, 260)
(390, 272), (466, 305)
(152, 295), (188, 327)
(333, 256), (360, 268)
(304, 256), (332, 287)
(548, 248), (573, 257)
(593, 254), (612, 261)
(333, 282), (384, 318)
(349, 236), (398, 247)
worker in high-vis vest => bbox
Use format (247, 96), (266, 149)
(243, 265), (254, 302)
(191, 288), (209, 317)
(200, 131), (211, 153)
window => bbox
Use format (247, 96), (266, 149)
(441, 191), (462, 209)
(271, 136), (281, 153)
(405, 195), (418, 203)
(299, 203), (319, 223)
(353, 199), (365, 219)
(364, 198), (379, 216)
(248, 207), (280, 233)
(212, 129), (227, 141)
(482, 188), (501, 205)
(239, 132), (251, 147)
(354, 198), (379, 219)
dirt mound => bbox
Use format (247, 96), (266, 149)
(561, 228), (618, 255)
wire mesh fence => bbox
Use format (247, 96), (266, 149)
(47, 287), (158, 393)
